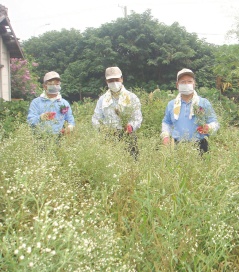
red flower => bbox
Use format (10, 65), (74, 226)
(46, 112), (56, 120)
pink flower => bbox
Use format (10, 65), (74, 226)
(60, 105), (69, 114)
(193, 105), (207, 126)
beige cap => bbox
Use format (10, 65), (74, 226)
(177, 68), (194, 81)
(105, 67), (122, 80)
(43, 71), (60, 83)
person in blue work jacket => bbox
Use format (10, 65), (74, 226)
(92, 66), (142, 159)
(161, 68), (219, 154)
(27, 71), (75, 135)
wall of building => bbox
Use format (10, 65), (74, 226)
(0, 36), (11, 101)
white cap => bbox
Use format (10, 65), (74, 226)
(177, 68), (194, 81)
(105, 67), (122, 80)
(43, 71), (60, 83)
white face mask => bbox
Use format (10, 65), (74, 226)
(178, 84), (194, 95)
(108, 82), (122, 93)
(47, 85), (61, 94)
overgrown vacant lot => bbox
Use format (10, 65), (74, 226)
(0, 92), (239, 271)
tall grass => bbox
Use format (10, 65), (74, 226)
(0, 91), (239, 271)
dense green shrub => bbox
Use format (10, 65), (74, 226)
(198, 87), (239, 126)
(0, 99), (29, 139)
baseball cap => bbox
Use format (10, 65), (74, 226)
(43, 71), (60, 83)
(105, 67), (122, 80)
(177, 68), (194, 81)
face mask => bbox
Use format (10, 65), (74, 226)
(178, 84), (194, 95)
(47, 85), (61, 94)
(108, 82), (122, 93)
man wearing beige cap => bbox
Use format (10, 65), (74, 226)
(161, 68), (219, 154)
(92, 66), (142, 158)
(27, 71), (75, 135)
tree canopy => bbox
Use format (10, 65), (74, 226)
(22, 10), (220, 100)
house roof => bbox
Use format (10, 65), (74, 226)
(0, 5), (24, 59)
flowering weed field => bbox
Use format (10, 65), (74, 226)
(0, 91), (239, 271)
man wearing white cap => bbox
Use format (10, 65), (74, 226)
(27, 71), (75, 135)
(161, 68), (219, 154)
(92, 66), (142, 158)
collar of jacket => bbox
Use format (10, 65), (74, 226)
(102, 86), (131, 108)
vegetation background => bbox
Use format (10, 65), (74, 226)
(0, 10), (239, 271)
(14, 10), (239, 102)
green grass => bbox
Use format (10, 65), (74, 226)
(0, 91), (239, 271)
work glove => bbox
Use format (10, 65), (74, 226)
(60, 125), (74, 135)
(125, 124), (133, 134)
(163, 136), (170, 145)
(60, 128), (70, 135)
(197, 124), (209, 134)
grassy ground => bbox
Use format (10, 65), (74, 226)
(0, 91), (239, 271)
